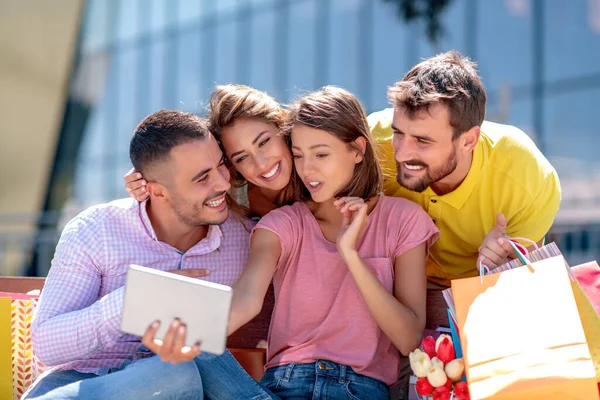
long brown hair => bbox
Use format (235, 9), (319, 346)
(284, 86), (383, 202)
(208, 84), (295, 206)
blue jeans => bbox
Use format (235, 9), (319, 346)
(23, 350), (277, 400)
(22, 355), (203, 399)
(260, 360), (389, 400)
(193, 350), (277, 400)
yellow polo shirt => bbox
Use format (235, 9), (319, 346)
(368, 108), (561, 287)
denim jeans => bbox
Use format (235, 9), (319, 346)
(23, 350), (277, 400)
(193, 349), (277, 400)
(22, 355), (203, 399)
(260, 360), (390, 400)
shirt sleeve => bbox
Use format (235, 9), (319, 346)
(506, 168), (561, 243)
(252, 207), (297, 271)
(368, 108), (401, 196)
(392, 200), (440, 259)
(31, 213), (126, 367)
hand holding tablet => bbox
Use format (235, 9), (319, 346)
(121, 264), (233, 360)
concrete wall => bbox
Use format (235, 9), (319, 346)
(0, 0), (83, 217)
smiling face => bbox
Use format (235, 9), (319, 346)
(392, 104), (460, 193)
(161, 137), (232, 226)
(220, 117), (293, 192)
(291, 124), (364, 203)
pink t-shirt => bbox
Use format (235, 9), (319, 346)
(253, 195), (439, 385)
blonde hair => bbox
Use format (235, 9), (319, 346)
(208, 84), (295, 206)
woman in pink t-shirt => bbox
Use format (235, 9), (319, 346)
(225, 86), (439, 399)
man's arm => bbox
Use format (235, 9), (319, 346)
(140, 228), (281, 363)
(31, 217), (125, 366)
(479, 170), (561, 270)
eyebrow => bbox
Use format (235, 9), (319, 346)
(191, 167), (211, 182)
(190, 156), (225, 182)
(229, 130), (270, 159)
(391, 124), (434, 142)
(251, 130), (269, 145)
(291, 144), (332, 151)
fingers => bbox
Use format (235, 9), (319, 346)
(355, 202), (368, 218)
(132, 187), (149, 202)
(123, 167), (138, 181)
(172, 323), (187, 360)
(479, 241), (509, 268)
(169, 268), (211, 278)
(158, 318), (184, 363)
(497, 237), (516, 257)
(334, 197), (365, 213)
(479, 244), (505, 265)
(495, 213), (507, 233)
(126, 179), (147, 192)
(124, 168), (148, 200)
(183, 342), (202, 360)
(141, 319), (201, 364)
(141, 320), (161, 352)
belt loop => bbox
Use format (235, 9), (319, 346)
(283, 363), (295, 382)
(338, 364), (347, 384)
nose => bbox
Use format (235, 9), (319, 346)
(393, 134), (414, 163)
(215, 165), (231, 192)
(255, 153), (268, 171)
(297, 156), (316, 177)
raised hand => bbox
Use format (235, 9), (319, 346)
(478, 213), (515, 271)
(141, 318), (201, 363)
(124, 168), (149, 202)
(334, 197), (368, 258)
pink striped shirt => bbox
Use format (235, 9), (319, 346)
(32, 198), (253, 374)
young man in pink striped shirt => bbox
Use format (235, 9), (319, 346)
(24, 111), (274, 399)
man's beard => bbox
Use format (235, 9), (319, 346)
(171, 192), (229, 227)
(396, 150), (458, 193)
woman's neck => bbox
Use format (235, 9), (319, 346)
(257, 185), (280, 203)
(310, 198), (341, 223)
(247, 183), (281, 218)
(309, 195), (380, 223)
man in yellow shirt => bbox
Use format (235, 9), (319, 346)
(369, 51), (561, 288)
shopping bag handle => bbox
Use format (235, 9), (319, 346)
(480, 237), (535, 283)
(509, 237), (538, 257)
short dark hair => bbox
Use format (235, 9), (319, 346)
(129, 110), (210, 175)
(284, 86), (383, 202)
(388, 50), (486, 140)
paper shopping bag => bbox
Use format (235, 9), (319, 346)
(1, 297), (13, 400)
(451, 256), (599, 400)
(572, 261), (600, 315)
(0, 292), (44, 400)
(488, 245), (600, 386)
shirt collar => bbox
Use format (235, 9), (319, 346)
(139, 200), (158, 240)
(138, 200), (224, 253)
(423, 137), (485, 210)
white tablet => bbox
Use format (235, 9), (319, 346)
(120, 264), (232, 355)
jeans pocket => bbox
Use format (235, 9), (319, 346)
(260, 370), (281, 391)
(343, 379), (389, 400)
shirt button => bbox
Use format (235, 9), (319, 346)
(431, 199), (437, 203)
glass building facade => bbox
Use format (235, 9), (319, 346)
(51, 0), (600, 271)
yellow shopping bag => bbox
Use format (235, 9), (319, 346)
(571, 279), (600, 384)
(0, 292), (44, 400)
(451, 256), (599, 400)
(1, 297), (13, 400)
